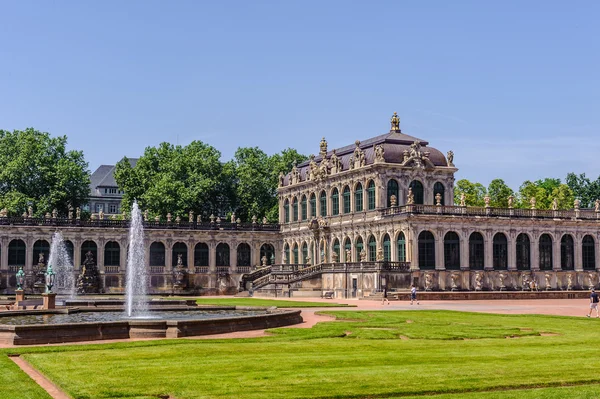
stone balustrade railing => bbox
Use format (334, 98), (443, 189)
(382, 205), (600, 220)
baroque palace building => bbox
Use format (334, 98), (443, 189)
(1, 113), (600, 297)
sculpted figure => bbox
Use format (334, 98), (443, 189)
(530, 197), (536, 210)
(407, 187), (415, 205)
(402, 149), (409, 164)
(348, 155), (355, 170)
(595, 199), (600, 212)
(99, 209), (104, 220)
(177, 253), (183, 266)
(460, 193), (466, 207)
(319, 159), (329, 177)
(374, 144), (385, 163)
(588, 272), (595, 290)
(574, 199), (581, 209)
(447, 150), (454, 167)
(567, 274), (573, 291)
(425, 273), (433, 291)
(359, 151), (365, 167)
(552, 198), (558, 211)
(308, 155), (318, 180)
(360, 249), (367, 262)
(475, 272), (483, 291)
(390, 112), (400, 131)
(376, 246), (384, 261)
(409, 140), (422, 159)
(330, 149), (341, 173)
(189, 211), (194, 223)
(498, 272), (507, 290)
(28, 206), (33, 218)
(545, 273), (551, 290)
(320, 137), (327, 157)
(390, 194), (397, 207)
(332, 251), (339, 263)
(484, 195), (490, 208)
(38, 252), (45, 265)
(279, 171), (285, 186)
(231, 212), (236, 223)
(435, 193), (442, 206)
(261, 255), (267, 267)
(507, 195), (514, 208)
(345, 248), (352, 262)
(262, 216), (267, 224)
(0, 208), (7, 217)
(197, 214), (202, 223)
(450, 273), (459, 291)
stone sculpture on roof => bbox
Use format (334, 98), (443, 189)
(390, 112), (400, 132)
(447, 150), (454, 167)
(330, 149), (341, 174)
(374, 144), (385, 163)
(320, 137), (328, 157)
(353, 141), (365, 169)
(291, 161), (300, 184)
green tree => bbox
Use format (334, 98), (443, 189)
(517, 179), (574, 209)
(565, 172), (600, 208)
(115, 141), (233, 219)
(0, 128), (90, 216)
(265, 148), (308, 221)
(454, 179), (486, 206)
(487, 179), (514, 208)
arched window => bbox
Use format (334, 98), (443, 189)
(333, 239), (340, 262)
(216, 243), (230, 267)
(331, 188), (339, 216)
(194, 243), (209, 266)
(301, 195), (307, 221)
(561, 234), (574, 270)
(302, 242), (308, 264)
(172, 242), (187, 267)
(292, 197), (298, 222)
(368, 235), (377, 261)
(284, 243), (290, 264)
(260, 244), (275, 266)
(309, 194), (316, 218)
(80, 241), (97, 266)
(367, 180), (376, 210)
(292, 243), (299, 264)
(418, 231), (435, 270)
(433, 182), (445, 206)
(539, 234), (553, 270)
(33, 240), (50, 265)
(397, 232), (406, 262)
(387, 179), (399, 207)
(355, 237), (364, 262)
(320, 191), (327, 217)
(493, 233), (508, 270)
(283, 199), (290, 223)
(104, 241), (120, 267)
(344, 238), (352, 262)
(444, 232), (460, 270)
(8, 239), (26, 267)
(383, 234), (391, 261)
(343, 186), (351, 214)
(516, 234), (530, 270)
(409, 180), (424, 205)
(583, 235), (596, 270)
(469, 233), (484, 270)
(237, 243), (251, 267)
(64, 240), (74, 262)
(149, 242), (165, 267)
(355, 183), (363, 212)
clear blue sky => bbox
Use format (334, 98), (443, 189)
(1, 1), (599, 190)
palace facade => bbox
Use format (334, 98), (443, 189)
(1, 113), (599, 297)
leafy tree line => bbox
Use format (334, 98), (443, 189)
(114, 142), (307, 222)
(454, 175), (600, 209)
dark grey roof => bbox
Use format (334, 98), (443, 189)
(89, 158), (138, 191)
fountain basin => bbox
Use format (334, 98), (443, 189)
(0, 307), (303, 345)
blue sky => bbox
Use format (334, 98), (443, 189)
(1, 1), (599, 190)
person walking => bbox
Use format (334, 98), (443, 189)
(587, 288), (599, 318)
(381, 285), (390, 305)
(410, 285), (419, 305)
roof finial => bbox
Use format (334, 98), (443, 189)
(390, 112), (400, 132)
(319, 137), (327, 157)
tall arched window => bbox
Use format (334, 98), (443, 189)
(283, 243), (290, 264)
(355, 183), (363, 212)
(301, 195), (307, 221)
(104, 241), (120, 266)
(292, 197), (298, 222)
(444, 232), (460, 270)
(344, 238), (352, 262)
(309, 194), (316, 218)
(8, 239), (26, 267)
(387, 179), (399, 207)
(367, 235), (377, 261)
(469, 233), (484, 270)
(333, 239), (340, 262)
(284, 199), (290, 223)
(343, 186), (351, 214)
(583, 235), (596, 270)
(64, 241), (74, 262)
(331, 188), (339, 216)
(383, 234), (391, 261)
(80, 241), (97, 266)
(194, 243), (209, 266)
(493, 233), (507, 270)
(539, 234), (553, 270)
(320, 190), (327, 217)
(397, 232), (406, 262)
(302, 242), (308, 264)
(237, 243), (251, 266)
(216, 243), (230, 267)
(355, 237), (364, 262)
(409, 180), (424, 205)
(418, 231), (435, 270)
(516, 233), (530, 270)
(561, 234), (574, 270)
(149, 242), (165, 266)
(172, 242), (187, 267)
(33, 240), (50, 265)
(292, 243), (299, 264)
(433, 182), (445, 206)
(367, 180), (376, 210)
(260, 244), (275, 265)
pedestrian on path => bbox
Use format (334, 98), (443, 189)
(587, 288), (599, 318)
(381, 285), (390, 305)
(410, 285), (419, 305)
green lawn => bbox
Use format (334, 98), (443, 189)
(5, 311), (600, 399)
(191, 297), (351, 308)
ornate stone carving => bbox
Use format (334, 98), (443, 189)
(508, 195), (514, 209)
(262, 216), (267, 224)
(450, 273), (459, 291)
(376, 246), (384, 261)
(278, 171), (285, 187)
(424, 273), (433, 291)
(353, 141), (365, 169)
(320, 137), (327, 158)
(435, 193), (442, 206)
(189, 211), (194, 223)
(291, 161), (301, 184)
(588, 272), (595, 290)
(261, 255), (267, 267)
(498, 272), (507, 290)
(406, 188), (414, 205)
(167, 213), (172, 222)
(447, 150), (454, 167)
(330, 150), (341, 174)
(374, 145), (385, 163)
(402, 149), (409, 163)
(545, 273), (552, 290)
(566, 273), (573, 291)
(332, 250), (339, 263)
(530, 197), (536, 210)
(359, 249), (367, 262)
(0, 208), (7, 217)
(460, 193), (466, 207)
(484, 195), (491, 208)
(345, 248), (352, 262)
(474, 272), (483, 291)
(231, 213), (236, 223)
(574, 199), (581, 210)
(595, 199), (600, 212)
(390, 194), (397, 207)
(390, 112), (400, 132)
(552, 198), (558, 211)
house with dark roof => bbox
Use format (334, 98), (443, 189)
(87, 159), (137, 214)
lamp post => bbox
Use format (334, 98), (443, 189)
(45, 264), (56, 293)
(42, 264), (57, 310)
(15, 266), (25, 303)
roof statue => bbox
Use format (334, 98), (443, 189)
(390, 112), (400, 132)
(319, 137), (327, 157)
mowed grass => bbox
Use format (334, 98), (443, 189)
(190, 297), (351, 308)
(5, 311), (600, 399)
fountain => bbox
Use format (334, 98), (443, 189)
(125, 201), (148, 317)
(48, 231), (76, 298)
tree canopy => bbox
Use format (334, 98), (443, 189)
(566, 173), (600, 208)
(0, 128), (90, 216)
